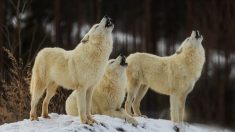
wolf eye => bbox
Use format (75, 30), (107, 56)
(109, 61), (114, 64)
(95, 25), (99, 29)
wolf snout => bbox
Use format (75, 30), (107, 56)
(195, 30), (201, 39)
(104, 15), (113, 27)
(104, 15), (109, 19)
(119, 54), (128, 67)
(195, 30), (199, 38)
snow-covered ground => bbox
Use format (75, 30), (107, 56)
(0, 113), (231, 132)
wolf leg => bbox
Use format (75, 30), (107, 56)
(132, 85), (148, 117)
(86, 86), (97, 124)
(42, 82), (57, 118)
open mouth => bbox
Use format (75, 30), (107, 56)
(104, 16), (113, 28)
(105, 20), (113, 27)
(195, 30), (201, 39)
(120, 61), (128, 66)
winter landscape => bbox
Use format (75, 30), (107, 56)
(0, 0), (235, 132)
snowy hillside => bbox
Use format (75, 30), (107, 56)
(0, 113), (231, 132)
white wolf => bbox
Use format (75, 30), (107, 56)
(30, 16), (114, 124)
(66, 55), (138, 126)
(125, 31), (205, 125)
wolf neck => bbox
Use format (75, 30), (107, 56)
(181, 47), (205, 78)
(74, 35), (113, 60)
(96, 35), (113, 55)
(103, 73), (126, 90)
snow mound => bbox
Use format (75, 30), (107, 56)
(0, 113), (231, 132)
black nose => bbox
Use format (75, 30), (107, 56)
(120, 53), (124, 57)
(121, 54), (126, 62)
(119, 54), (126, 61)
(104, 15), (112, 21)
(104, 15), (109, 19)
(120, 55), (128, 66)
(104, 15), (113, 27)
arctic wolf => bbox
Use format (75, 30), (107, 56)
(66, 55), (138, 126)
(30, 16), (114, 124)
(125, 31), (205, 124)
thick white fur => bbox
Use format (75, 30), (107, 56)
(66, 56), (138, 126)
(30, 17), (113, 124)
(125, 31), (205, 124)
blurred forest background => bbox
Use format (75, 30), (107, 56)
(0, 0), (234, 129)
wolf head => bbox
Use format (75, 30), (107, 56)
(105, 55), (128, 77)
(81, 15), (114, 44)
(176, 30), (203, 54)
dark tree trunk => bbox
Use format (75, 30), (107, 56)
(53, 0), (62, 46)
(94, 0), (102, 22)
(76, 0), (85, 42)
(66, 18), (72, 48)
(16, 0), (21, 58)
(132, 24), (136, 52)
(0, 0), (6, 77)
(186, 0), (193, 34)
(142, 0), (152, 52)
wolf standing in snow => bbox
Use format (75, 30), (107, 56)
(29, 16), (114, 124)
(65, 55), (138, 126)
(125, 31), (205, 124)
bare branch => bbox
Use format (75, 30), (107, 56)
(26, 26), (37, 64)
(2, 26), (14, 52)
(30, 35), (48, 64)
(21, 0), (32, 13)
(9, 0), (17, 10)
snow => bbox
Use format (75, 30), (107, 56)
(0, 113), (231, 132)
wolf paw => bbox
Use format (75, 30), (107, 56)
(30, 115), (39, 121)
(42, 114), (51, 119)
(81, 117), (97, 125)
(127, 118), (138, 127)
(88, 118), (97, 125)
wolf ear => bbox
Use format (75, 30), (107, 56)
(81, 35), (89, 43)
(176, 47), (183, 54)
